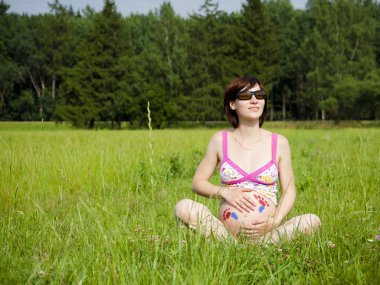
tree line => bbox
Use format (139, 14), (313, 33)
(0, 0), (379, 128)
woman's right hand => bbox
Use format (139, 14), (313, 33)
(220, 187), (257, 213)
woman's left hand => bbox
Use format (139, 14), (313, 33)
(239, 216), (280, 238)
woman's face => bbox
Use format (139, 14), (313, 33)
(229, 84), (265, 122)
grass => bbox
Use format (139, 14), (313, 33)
(0, 122), (379, 284)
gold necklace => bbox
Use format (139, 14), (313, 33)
(232, 129), (262, 154)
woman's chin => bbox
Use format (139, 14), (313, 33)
(238, 114), (262, 124)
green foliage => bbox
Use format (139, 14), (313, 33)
(0, 0), (379, 125)
(240, 0), (280, 87)
(58, 0), (127, 128)
(299, 0), (378, 119)
(9, 90), (34, 120)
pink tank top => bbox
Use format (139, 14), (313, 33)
(219, 131), (279, 205)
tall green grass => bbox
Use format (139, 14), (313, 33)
(0, 124), (379, 284)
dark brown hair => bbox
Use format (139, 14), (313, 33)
(224, 75), (267, 128)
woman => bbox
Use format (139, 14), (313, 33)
(175, 75), (321, 243)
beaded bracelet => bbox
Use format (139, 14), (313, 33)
(216, 185), (226, 198)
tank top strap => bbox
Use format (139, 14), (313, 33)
(222, 131), (228, 160)
(271, 133), (278, 163)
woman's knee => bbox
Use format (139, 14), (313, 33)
(303, 213), (321, 231)
(174, 199), (210, 224)
(175, 199), (197, 223)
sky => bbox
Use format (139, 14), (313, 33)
(6, 0), (308, 17)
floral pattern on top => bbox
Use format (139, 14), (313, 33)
(219, 163), (244, 182)
(219, 162), (279, 205)
(256, 164), (279, 184)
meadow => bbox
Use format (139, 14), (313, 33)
(0, 122), (379, 284)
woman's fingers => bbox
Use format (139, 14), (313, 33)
(243, 223), (267, 234)
(241, 188), (253, 192)
(251, 224), (266, 231)
(251, 221), (266, 227)
(240, 222), (272, 238)
(241, 224), (256, 231)
(232, 202), (246, 213)
(240, 199), (255, 212)
(240, 230), (259, 238)
(239, 229), (251, 235)
(251, 217), (270, 225)
(240, 189), (256, 208)
(243, 196), (256, 209)
(240, 225), (260, 234)
(233, 197), (250, 213)
(236, 201), (251, 213)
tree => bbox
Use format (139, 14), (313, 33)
(239, 0), (280, 86)
(58, 0), (127, 128)
(0, 2), (19, 119)
(131, 2), (188, 127)
(181, 0), (229, 122)
(1, 0), (379, 124)
(302, 0), (378, 120)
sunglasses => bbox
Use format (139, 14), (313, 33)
(236, 89), (266, 100)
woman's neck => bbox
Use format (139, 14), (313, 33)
(234, 121), (261, 141)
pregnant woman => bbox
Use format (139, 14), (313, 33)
(175, 75), (321, 243)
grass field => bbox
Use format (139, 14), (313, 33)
(0, 122), (379, 284)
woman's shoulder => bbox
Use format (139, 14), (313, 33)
(205, 130), (229, 156)
(275, 133), (289, 146)
(271, 132), (291, 153)
(262, 129), (290, 147)
(210, 128), (234, 139)
(209, 129), (234, 146)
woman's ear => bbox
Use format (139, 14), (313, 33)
(230, 101), (236, 111)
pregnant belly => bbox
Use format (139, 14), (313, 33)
(218, 190), (277, 236)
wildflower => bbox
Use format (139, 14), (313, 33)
(327, 241), (336, 248)
(38, 270), (46, 278)
(134, 225), (144, 233)
(147, 235), (160, 242)
(375, 235), (380, 240)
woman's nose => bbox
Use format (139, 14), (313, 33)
(250, 95), (258, 103)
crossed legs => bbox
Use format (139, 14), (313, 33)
(175, 199), (321, 243)
(175, 199), (230, 240)
(259, 214), (321, 243)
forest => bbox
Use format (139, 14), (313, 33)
(0, 0), (379, 128)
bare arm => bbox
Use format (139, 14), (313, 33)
(191, 132), (223, 198)
(273, 135), (296, 225)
